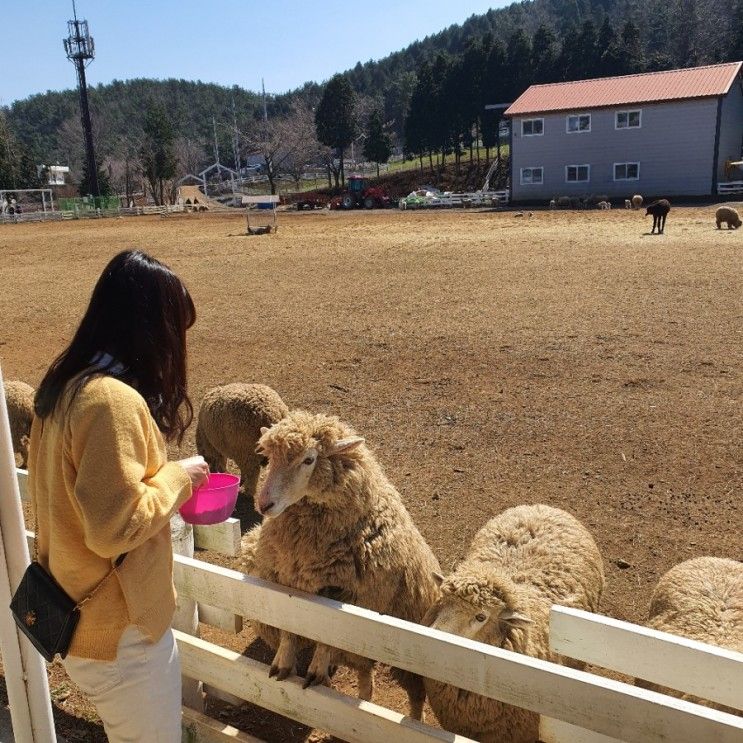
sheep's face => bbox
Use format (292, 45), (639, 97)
(256, 416), (365, 518)
(256, 444), (320, 518)
(424, 594), (531, 646)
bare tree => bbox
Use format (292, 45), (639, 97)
(241, 104), (316, 195)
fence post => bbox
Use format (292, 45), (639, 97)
(0, 363), (57, 742)
(170, 513), (204, 712)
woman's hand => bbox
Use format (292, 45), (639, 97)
(178, 457), (210, 490)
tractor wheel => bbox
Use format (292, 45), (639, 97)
(363, 196), (375, 209)
(341, 194), (354, 209)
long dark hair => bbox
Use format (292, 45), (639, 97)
(35, 250), (195, 443)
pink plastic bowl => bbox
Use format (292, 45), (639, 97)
(179, 472), (240, 525)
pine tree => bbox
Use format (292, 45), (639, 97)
(597, 18), (622, 77)
(506, 29), (532, 100)
(620, 21), (645, 74)
(139, 103), (177, 205)
(404, 61), (435, 170)
(531, 25), (559, 84)
(315, 74), (357, 187)
(362, 110), (391, 177)
(577, 20), (600, 78)
(731, 0), (743, 61)
(0, 113), (18, 189)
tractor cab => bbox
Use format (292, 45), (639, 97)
(347, 176), (369, 193)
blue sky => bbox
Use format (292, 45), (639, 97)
(2, 1), (504, 105)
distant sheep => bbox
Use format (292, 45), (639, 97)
(4, 380), (34, 468)
(251, 410), (441, 719)
(196, 383), (288, 511)
(625, 199), (632, 209)
(423, 504), (605, 742)
(636, 556), (742, 714)
(716, 206), (741, 230)
(646, 199), (671, 234)
(632, 194), (643, 209)
(549, 199), (557, 210)
(597, 201), (611, 210)
(556, 196), (571, 209)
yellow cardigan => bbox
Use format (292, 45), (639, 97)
(28, 375), (192, 660)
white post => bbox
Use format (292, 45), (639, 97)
(0, 363), (57, 742)
(170, 513), (204, 712)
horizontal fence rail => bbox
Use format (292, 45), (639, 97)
(172, 555), (743, 743)
(550, 605), (743, 711)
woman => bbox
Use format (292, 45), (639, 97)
(28, 250), (209, 741)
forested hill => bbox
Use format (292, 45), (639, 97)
(4, 0), (743, 169)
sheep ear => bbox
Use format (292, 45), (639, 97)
(432, 571), (445, 586)
(331, 436), (365, 454)
(500, 610), (533, 628)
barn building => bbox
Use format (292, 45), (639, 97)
(504, 62), (743, 203)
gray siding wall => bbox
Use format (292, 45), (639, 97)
(717, 79), (743, 184)
(510, 98), (719, 202)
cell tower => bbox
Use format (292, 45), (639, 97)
(63, 1), (99, 198)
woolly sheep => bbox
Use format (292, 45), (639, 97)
(632, 194), (643, 209)
(646, 199), (671, 234)
(423, 504), (605, 742)
(716, 206), (741, 230)
(196, 383), (288, 512)
(556, 196), (571, 209)
(636, 556), (742, 714)
(597, 200), (611, 210)
(251, 410), (441, 719)
(625, 199), (632, 209)
(549, 199), (557, 210)
(4, 380), (34, 468)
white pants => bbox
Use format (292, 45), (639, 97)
(62, 625), (182, 742)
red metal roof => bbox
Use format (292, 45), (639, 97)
(504, 62), (742, 116)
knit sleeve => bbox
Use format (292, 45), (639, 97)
(68, 378), (192, 558)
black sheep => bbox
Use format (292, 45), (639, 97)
(646, 199), (671, 234)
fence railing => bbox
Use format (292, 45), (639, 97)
(12, 469), (743, 743)
(0, 203), (186, 224)
(718, 180), (743, 195)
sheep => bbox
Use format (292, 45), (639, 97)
(556, 196), (571, 209)
(636, 556), (742, 714)
(632, 194), (643, 209)
(549, 199), (557, 210)
(251, 410), (441, 720)
(597, 200), (611, 210)
(196, 383), (288, 514)
(4, 380), (34, 468)
(646, 199), (671, 234)
(716, 206), (741, 230)
(423, 504), (605, 743)
(625, 199), (632, 209)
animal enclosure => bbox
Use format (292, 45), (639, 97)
(0, 206), (740, 740)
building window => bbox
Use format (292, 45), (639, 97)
(520, 167), (544, 185)
(522, 118), (544, 136)
(566, 114), (591, 133)
(616, 110), (641, 129)
(566, 165), (590, 183)
(614, 162), (640, 180)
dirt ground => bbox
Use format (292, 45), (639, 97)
(0, 205), (740, 741)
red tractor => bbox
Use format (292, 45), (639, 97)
(330, 175), (391, 209)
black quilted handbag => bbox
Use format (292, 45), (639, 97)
(10, 561), (80, 662)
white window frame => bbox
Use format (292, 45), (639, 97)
(565, 164), (590, 183)
(613, 162), (640, 181)
(521, 118), (544, 137)
(566, 114), (591, 133)
(520, 167), (544, 185)
(615, 110), (642, 129)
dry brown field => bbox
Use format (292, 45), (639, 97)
(0, 206), (740, 740)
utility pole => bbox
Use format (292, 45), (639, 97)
(64, 0), (100, 198)
(261, 79), (268, 123)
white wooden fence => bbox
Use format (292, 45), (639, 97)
(5, 461), (743, 742)
(718, 181), (743, 195)
(0, 203), (186, 224)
